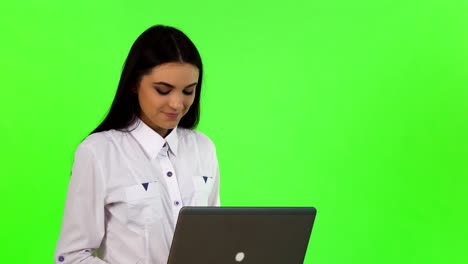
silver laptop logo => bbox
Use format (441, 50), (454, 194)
(235, 252), (245, 262)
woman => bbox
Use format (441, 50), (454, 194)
(55, 25), (220, 264)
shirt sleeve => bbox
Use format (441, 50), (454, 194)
(55, 144), (108, 264)
(208, 143), (221, 207)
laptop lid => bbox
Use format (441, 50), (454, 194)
(168, 207), (317, 264)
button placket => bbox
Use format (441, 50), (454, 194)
(158, 143), (183, 222)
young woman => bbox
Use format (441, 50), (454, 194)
(55, 25), (220, 264)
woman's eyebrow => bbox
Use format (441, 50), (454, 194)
(152, 81), (197, 89)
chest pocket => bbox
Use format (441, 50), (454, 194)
(124, 182), (164, 234)
(192, 176), (214, 206)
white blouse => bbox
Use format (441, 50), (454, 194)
(55, 119), (220, 264)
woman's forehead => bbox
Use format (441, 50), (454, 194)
(148, 62), (199, 82)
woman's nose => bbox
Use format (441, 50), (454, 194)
(168, 93), (184, 111)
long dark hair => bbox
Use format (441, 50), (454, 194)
(91, 25), (203, 134)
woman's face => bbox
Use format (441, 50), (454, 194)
(136, 62), (199, 137)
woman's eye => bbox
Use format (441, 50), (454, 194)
(183, 90), (194, 95)
(156, 89), (170, 95)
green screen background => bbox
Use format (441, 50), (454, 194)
(0, 0), (466, 263)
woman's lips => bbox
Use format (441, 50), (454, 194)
(164, 113), (179, 119)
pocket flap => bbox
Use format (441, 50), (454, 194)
(125, 181), (161, 202)
(193, 176), (214, 191)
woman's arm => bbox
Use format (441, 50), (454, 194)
(55, 144), (108, 264)
(208, 142), (221, 207)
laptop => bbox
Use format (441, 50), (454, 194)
(167, 207), (317, 264)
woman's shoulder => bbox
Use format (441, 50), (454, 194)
(178, 128), (216, 149)
(80, 131), (111, 145)
(75, 130), (122, 153)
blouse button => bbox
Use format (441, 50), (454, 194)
(174, 200), (180, 206)
(58, 256), (65, 262)
(167, 171), (173, 177)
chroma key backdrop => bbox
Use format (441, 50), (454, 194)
(0, 0), (466, 263)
